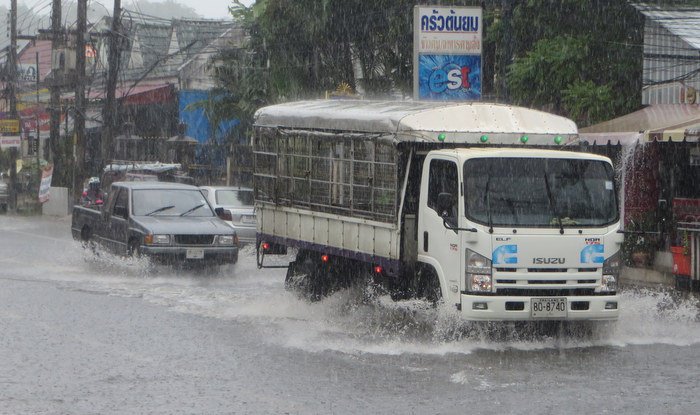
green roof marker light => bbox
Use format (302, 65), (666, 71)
(520, 135), (529, 144)
(554, 135), (563, 145)
(438, 133), (446, 142)
(480, 135), (489, 143)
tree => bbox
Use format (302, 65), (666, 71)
(506, 0), (644, 126)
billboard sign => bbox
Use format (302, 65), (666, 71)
(0, 119), (20, 133)
(413, 6), (482, 101)
(0, 136), (21, 149)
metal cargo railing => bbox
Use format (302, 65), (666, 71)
(253, 128), (398, 223)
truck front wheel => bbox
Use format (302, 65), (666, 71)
(417, 267), (443, 305)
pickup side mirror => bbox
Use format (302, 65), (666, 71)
(215, 207), (232, 221)
(437, 192), (455, 218)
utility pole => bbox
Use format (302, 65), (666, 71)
(8, 0), (18, 117)
(48, 0), (62, 175)
(73, 0), (87, 203)
(8, 0), (18, 212)
(101, 0), (122, 166)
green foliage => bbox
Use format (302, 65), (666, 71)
(214, 0), (646, 138)
(506, 0), (643, 126)
(508, 35), (591, 111)
(562, 80), (616, 125)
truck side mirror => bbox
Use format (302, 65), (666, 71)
(437, 192), (455, 218)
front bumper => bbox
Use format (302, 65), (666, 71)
(460, 293), (619, 321)
(140, 245), (238, 265)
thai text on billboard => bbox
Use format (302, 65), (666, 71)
(413, 6), (482, 101)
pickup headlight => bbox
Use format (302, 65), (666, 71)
(465, 248), (492, 293)
(217, 235), (235, 246)
(144, 234), (170, 245)
(601, 252), (620, 292)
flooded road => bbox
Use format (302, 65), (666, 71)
(1, 215), (699, 414)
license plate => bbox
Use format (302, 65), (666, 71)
(531, 297), (567, 318)
(241, 215), (256, 224)
(186, 248), (204, 259)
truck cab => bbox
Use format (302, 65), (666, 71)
(418, 148), (621, 320)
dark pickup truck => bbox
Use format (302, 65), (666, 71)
(71, 181), (238, 265)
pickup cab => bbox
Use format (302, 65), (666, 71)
(71, 181), (238, 265)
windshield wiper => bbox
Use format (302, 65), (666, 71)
(543, 170), (564, 235)
(145, 205), (175, 216)
(180, 203), (205, 216)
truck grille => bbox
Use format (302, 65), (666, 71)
(496, 288), (596, 296)
(174, 235), (214, 245)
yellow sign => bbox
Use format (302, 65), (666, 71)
(0, 119), (20, 133)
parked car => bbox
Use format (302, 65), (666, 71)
(199, 186), (256, 245)
(71, 181), (239, 266)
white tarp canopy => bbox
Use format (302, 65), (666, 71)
(254, 100), (578, 145)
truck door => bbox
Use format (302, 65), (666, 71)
(417, 156), (461, 297)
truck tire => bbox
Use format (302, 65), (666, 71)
(285, 254), (326, 301)
(417, 266), (443, 305)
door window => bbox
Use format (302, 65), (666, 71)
(428, 159), (458, 219)
(113, 189), (129, 219)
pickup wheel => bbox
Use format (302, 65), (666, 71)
(128, 239), (142, 258)
(80, 226), (98, 253)
(80, 225), (91, 242)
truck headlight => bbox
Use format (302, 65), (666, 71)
(145, 234), (170, 245)
(601, 252), (620, 292)
(217, 235), (235, 245)
(466, 248), (492, 293)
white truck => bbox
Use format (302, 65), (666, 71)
(253, 100), (621, 321)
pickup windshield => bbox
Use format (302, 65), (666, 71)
(132, 189), (214, 217)
(464, 157), (618, 227)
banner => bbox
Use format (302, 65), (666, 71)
(0, 135), (21, 149)
(38, 165), (53, 203)
(413, 6), (483, 101)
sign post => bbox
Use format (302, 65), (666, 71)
(413, 5), (483, 101)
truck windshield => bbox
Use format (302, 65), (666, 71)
(132, 189), (214, 217)
(464, 157), (618, 227)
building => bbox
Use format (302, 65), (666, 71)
(581, 3), (700, 289)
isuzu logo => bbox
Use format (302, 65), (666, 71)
(532, 257), (566, 264)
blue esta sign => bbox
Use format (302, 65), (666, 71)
(414, 6), (482, 101)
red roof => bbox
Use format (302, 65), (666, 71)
(84, 83), (175, 105)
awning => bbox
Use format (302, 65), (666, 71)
(580, 104), (700, 144)
(578, 132), (642, 146)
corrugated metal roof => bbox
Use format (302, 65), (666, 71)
(633, 3), (700, 49)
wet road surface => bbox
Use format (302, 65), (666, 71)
(1, 215), (699, 414)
